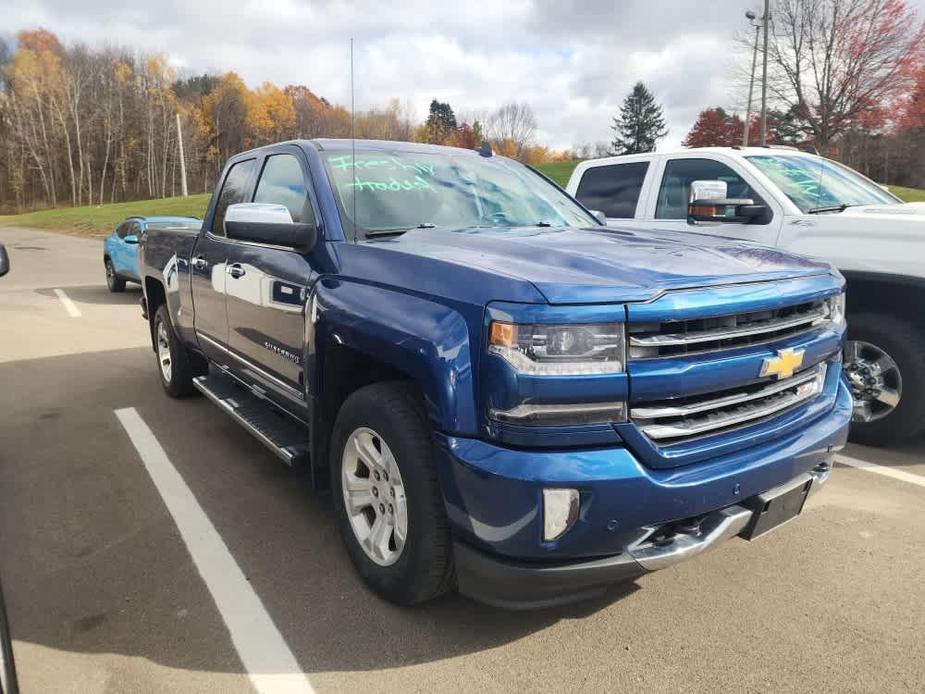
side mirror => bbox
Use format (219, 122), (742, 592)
(589, 210), (607, 225)
(687, 179), (768, 224)
(124, 234), (139, 244)
(0, 244), (8, 277)
(224, 203), (318, 251)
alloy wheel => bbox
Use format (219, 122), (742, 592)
(156, 320), (173, 383)
(844, 339), (902, 423)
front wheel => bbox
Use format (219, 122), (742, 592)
(105, 258), (126, 293)
(845, 313), (925, 446)
(330, 382), (454, 605)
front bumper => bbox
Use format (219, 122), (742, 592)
(437, 378), (852, 608)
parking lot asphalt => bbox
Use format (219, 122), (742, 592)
(1, 225), (924, 693)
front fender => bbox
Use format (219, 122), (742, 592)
(309, 278), (479, 434)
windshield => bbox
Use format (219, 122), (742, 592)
(321, 149), (597, 235)
(746, 154), (901, 213)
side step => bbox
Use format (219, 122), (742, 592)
(193, 371), (309, 468)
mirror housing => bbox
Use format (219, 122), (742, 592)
(124, 234), (139, 244)
(589, 210), (607, 225)
(687, 179), (769, 224)
(224, 203), (318, 251)
(0, 244), (8, 277)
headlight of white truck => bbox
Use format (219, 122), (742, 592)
(488, 321), (625, 375)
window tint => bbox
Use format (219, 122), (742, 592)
(129, 222), (142, 238)
(254, 154), (313, 224)
(656, 158), (763, 220)
(212, 159), (257, 235)
(115, 222), (131, 239)
(575, 162), (649, 218)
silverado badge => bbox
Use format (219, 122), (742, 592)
(760, 348), (805, 380)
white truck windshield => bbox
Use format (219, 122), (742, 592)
(746, 154), (900, 213)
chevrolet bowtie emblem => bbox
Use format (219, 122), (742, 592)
(760, 348), (805, 380)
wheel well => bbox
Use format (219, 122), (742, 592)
(844, 274), (925, 333)
(311, 343), (417, 490)
(144, 277), (167, 350)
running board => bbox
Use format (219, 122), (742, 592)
(193, 371), (309, 468)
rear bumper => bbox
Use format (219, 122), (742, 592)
(437, 378), (852, 608)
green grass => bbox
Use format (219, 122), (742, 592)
(0, 193), (211, 237)
(888, 186), (925, 203)
(0, 174), (921, 237)
(535, 161), (580, 188)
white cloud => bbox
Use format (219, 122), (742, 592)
(5, 0), (924, 151)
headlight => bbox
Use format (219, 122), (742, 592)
(824, 293), (846, 327)
(488, 321), (625, 375)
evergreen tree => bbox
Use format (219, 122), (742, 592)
(424, 99), (457, 143)
(610, 82), (668, 155)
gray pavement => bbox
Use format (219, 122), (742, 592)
(1, 226), (923, 693)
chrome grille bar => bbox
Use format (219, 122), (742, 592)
(632, 364), (827, 442)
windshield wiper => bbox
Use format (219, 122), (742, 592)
(535, 221), (553, 227)
(807, 203), (851, 214)
(365, 223), (436, 238)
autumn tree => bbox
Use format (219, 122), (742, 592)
(683, 108), (743, 147)
(766, 0), (925, 153)
(485, 103), (537, 159)
(610, 82), (668, 154)
(247, 82), (296, 145)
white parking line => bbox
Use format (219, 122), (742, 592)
(836, 454), (925, 489)
(114, 407), (314, 694)
(53, 288), (81, 317)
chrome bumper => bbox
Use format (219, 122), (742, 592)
(628, 462), (832, 572)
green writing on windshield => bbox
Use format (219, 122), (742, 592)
(347, 175), (435, 193)
(328, 155), (435, 177)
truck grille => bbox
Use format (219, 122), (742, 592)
(631, 363), (827, 444)
(628, 299), (829, 359)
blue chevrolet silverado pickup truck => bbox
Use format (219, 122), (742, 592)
(139, 139), (852, 608)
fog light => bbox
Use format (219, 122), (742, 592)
(543, 488), (580, 541)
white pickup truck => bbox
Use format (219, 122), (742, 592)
(567, 147), (924, 445)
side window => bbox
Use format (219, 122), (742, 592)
(211, 159), (257, 236)
(253, 154), (313, 224)
(129, 222), (142, 238)
(115, 222), (131, 239)
(656, 158), (764, 220)
(575, 162), (649, 219)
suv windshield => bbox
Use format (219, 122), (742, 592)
(321, 149), (597, 235)
(746, 154), (900, 213)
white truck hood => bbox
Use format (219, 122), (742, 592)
(840, 202), (925, 220)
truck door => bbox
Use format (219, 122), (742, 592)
(191, 157), (258, 357)
(642, 156), (783, 245)
(223, 148), (317, 409)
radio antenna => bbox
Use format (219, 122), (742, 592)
(350, 37), (357, 244)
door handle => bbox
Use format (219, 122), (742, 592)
(227, 264), (246, 279)
(191, 256), (208, 269)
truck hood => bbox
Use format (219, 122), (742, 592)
(372, 226), (833, 304)
(839, 201), (925, 221)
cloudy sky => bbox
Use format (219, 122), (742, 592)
(5, 0), (924, 150)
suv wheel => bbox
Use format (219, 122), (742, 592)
(330, 382), (454, 605)
(105, 258), (125, 293)
(845, 313), (925, 446)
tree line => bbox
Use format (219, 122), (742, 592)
(0, 29), (570, 213)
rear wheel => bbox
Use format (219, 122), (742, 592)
(330, 382), (454, 605)
(153, 304), (201, 398)
(845, 313), (925, 446)
(105, 258), (125, 293)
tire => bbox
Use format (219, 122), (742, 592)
(153, 304), (201, 398)
(105, 258), (126, 293)
(845, 313), (925, 446)
(330, 381), (454, 605)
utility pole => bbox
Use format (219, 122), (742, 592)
(759, 0), (771, 146)
(176, 112), (188, 197)
(743, 13), (761, 146)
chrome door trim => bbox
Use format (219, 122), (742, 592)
(196, 331), (305, 402)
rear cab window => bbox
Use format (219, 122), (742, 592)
(211, 159), (257, 236)
(575, 162), (649, 219)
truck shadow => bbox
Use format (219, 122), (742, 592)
(0, 346), (640, 681)
(35, 284), (142, 306)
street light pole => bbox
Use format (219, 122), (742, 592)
(743, 15), (760, 146)
(759, 0), (771, 146)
